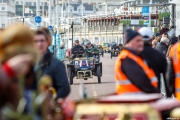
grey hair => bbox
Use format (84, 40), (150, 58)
(161, 37), (169, 43)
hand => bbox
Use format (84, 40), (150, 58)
(92, 52), (95, 54)
(6, 54), (33, 76)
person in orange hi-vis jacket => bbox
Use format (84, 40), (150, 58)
(114, 28), (159, 95)
(166, 39), (180, 100)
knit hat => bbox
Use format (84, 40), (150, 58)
(170, 36), (178, 45)
(138, 27), (153, 41)
(124, 29), (140, 44)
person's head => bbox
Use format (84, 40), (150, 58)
(152, 39), (158, 47)
(178, 35), (180, 41)
(170, 26), (174, 29)
(33, 30), (49, 55)
(119, 44), (123, 46)
(124, 29), (144, 53)
(170, 36), (178, 45)
(161, 37), (169, 45)
(162, 33), (168, 38)
(138, 27), (154, 44)
(60, 44), (65, 49)
(162, 24), (168, 29)
(38, 27), (51, 46)
(0, 24), (38, 64)
(74, 38), (79, 46)
(86, 41), (92, 48)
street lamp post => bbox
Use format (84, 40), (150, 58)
(23, 0), (25, 25)
(84, 18), (86, 39)
(71, 22), (74, 47)
(36, 0), (41, 29)
(56, 0), (61, 60)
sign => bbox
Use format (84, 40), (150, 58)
(131, 20), (139, 25)
(48, 26), (53, 30)
(35, 16), (42, 23)
(144, 20), (149, 25)
(142, 6), (149, 16)
(142, 6), (149, 25)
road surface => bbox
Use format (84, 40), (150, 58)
(67, 53), (116, 100)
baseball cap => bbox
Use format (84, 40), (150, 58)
(86, 41), (91, 45)
(138, 27), (153, 41)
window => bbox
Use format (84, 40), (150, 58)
(78, 9), (80, 12)
(44, 2), (47, 6)
(99, 5), (102, 8)
(16, 1), (19, 5)
(2, 24), (5, 28)
(26, 2), (31, 6)
(34, 2), (36, 6)
(2, 7), (5, 10)
(2, 0), (6, 3)
(70, 9), (72, 12)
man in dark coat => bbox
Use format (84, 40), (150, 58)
(33, 29), (70, 99)
(116, 29), (159, 93)
(138, 27), (171, 97)
(155, 37), (169, 55)
(71, 38), (84, 59)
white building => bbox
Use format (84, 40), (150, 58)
(169, 0), (180, 36)
(0, 0), (15, 29)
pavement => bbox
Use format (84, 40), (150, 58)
(67, 53), (117, 100)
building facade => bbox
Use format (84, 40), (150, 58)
(0, 0), (15, 29)
(15, 0), (48, 17)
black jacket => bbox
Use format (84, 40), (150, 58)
(155, 42), (168, 55)
(141, 43), (171, 96)
(166, 60), (175, 96)
(71, 45), (84, 54)
(121, 48), (160, 93)
(36, 50), (70, 99)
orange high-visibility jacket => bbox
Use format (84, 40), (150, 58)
(170, 42), (180, 100)
(115, 50), (158, 94)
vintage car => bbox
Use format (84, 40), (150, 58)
(67, 51), (102, 85)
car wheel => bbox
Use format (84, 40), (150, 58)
(68, 67), (73, 85)
(97, 66), (101, 83)
(84, 78), (88, 80)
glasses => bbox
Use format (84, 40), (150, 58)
(34, 39), (46, 43)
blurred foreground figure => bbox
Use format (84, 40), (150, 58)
(167, 40), (180, 100)
(0, 24), (38, 110)
(138, 27), (171, 97)
(115, 29), (159, 94)
(33, 29), (70, 99)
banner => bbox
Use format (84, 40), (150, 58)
(142, 6), (149, 25)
